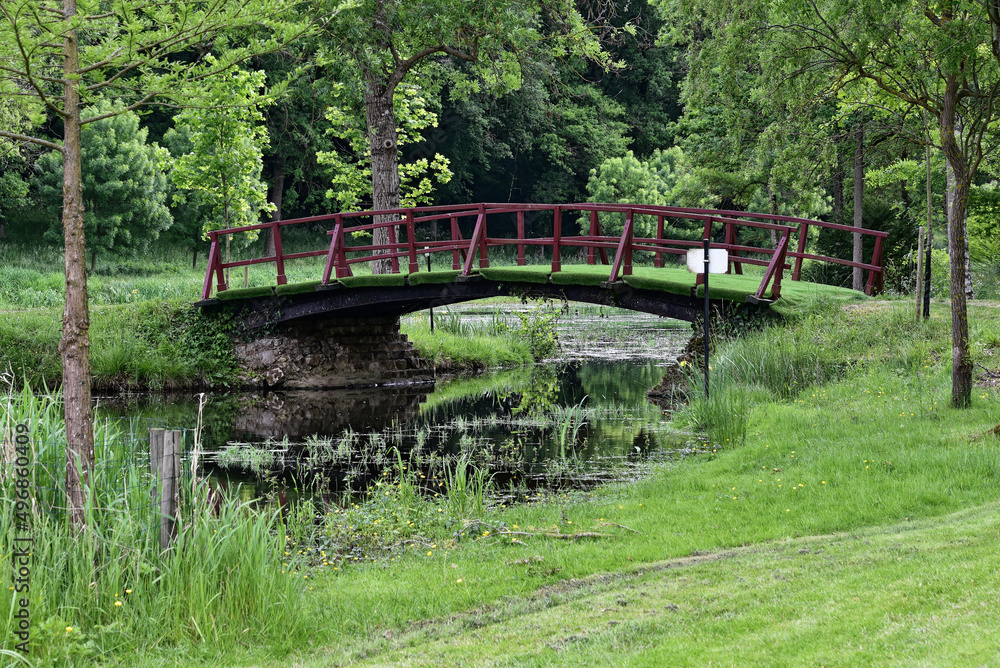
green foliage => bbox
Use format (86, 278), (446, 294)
(515, 304), (560, 361)
(584, 147), (698, 238)
(34, 102), (172, 264)
(323, 1), (614, 100)
(0, 168), (28, 224)
(167, 61), (274, 234)
(968, 182), (1000, 263)
(930, 247), (951, 299)
(317, 83), (453, 209)
(161, 123), (214, 256)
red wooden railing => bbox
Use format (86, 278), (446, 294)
(201, 203), (888, 302)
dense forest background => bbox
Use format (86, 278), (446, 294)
(1, 0), (997, 295)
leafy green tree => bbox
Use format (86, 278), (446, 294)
(968, 183), (1000, 263)
(0, 98), (32, 236)
(587, 0), (684, 156)
(664, 0), (1000, 407)
(0, 0), (311, 525)
(162, 125), (214, 268)
(584, 147), (696, 239)
(321, 0), (612, 271)
(35, 103), (172, 270)
(428, 73), (630, 219)
(317, 82), (452, 210)
(256, 45), (342, 255)
(167, 63), (274, 234)
(0, 170), (28, 236)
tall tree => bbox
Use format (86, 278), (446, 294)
(322, 0), (611, 271)
(0, 0), (312, 526)
(35, 102), (172, 269)
(168, 63), (274, 234)
(665, 0), (1000, 407)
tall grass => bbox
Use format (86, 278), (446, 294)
(671, 365), (750, 448)
(671, 302), (949, 447)
(444, 454), (493, 517)
(0, 383), (312, 665)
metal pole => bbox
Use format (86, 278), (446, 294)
(426, 249), (434, 333)
(703, 237), (710, 399)
(915, 227), (924, 322)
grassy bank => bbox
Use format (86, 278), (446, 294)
(400, 301), (561, 371)
(0, 300), (241, 390)
(252, 298), (1000, 667)
(0, 297), (559, 389)
(0, 246), (559, 386)
(8, 297), (1000, 665)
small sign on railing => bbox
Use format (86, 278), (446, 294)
(686, 247), (729, 274)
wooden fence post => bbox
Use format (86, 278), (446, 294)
(149, 428), (163, 508)
(150, 428), (181, 550)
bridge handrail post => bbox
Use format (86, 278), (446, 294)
(792, 222), (808, 281)
(551, 206), (562, 273)
(624, 209), (634, 276)
(608, 209), (634, 282)
(517, 210), (526, 266)
(587, 210), (598, 265)
(273, 221), (287, 286)
(322, 215), (351, 284)
(755, 228), (791, 301)
(450, 216), (464, 270)
(462, 204), (487, 276)
(322, 219), (337, 284)
(865, 235), (885, 296)
(202, 234), (226, 299)
(336, 215), (352, 278)
(477, 203), (490, 269)
(654, 215), (665, 268)
(406, 210), (419, 274)
(213, 233), (228, 294)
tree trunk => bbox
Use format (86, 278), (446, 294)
(941, 75), (972, 408)
(365, 80), (401, 275)
(768, 181), (778, 247)
(61, 0), (94, 530)
(852, 125), (864, 291)
(944, 121), (974, 302)
(264, 155), (285, 257)
(832, 149), (844, 217)
(965, 231), (973, 300)
(191, 247), (198, 270)
(924, 126), (933, 320)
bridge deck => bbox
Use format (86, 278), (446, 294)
(198, 263), (867, 325)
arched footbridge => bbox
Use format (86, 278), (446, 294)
(196, 202), (887, 326)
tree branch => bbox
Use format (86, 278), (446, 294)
(0, 129), (62, 152)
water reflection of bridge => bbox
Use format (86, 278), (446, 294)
(197, 202), (887, 325)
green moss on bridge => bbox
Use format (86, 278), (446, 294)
(208, 263), (866, 313)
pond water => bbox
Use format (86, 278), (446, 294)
(97, 305), (693, 499)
